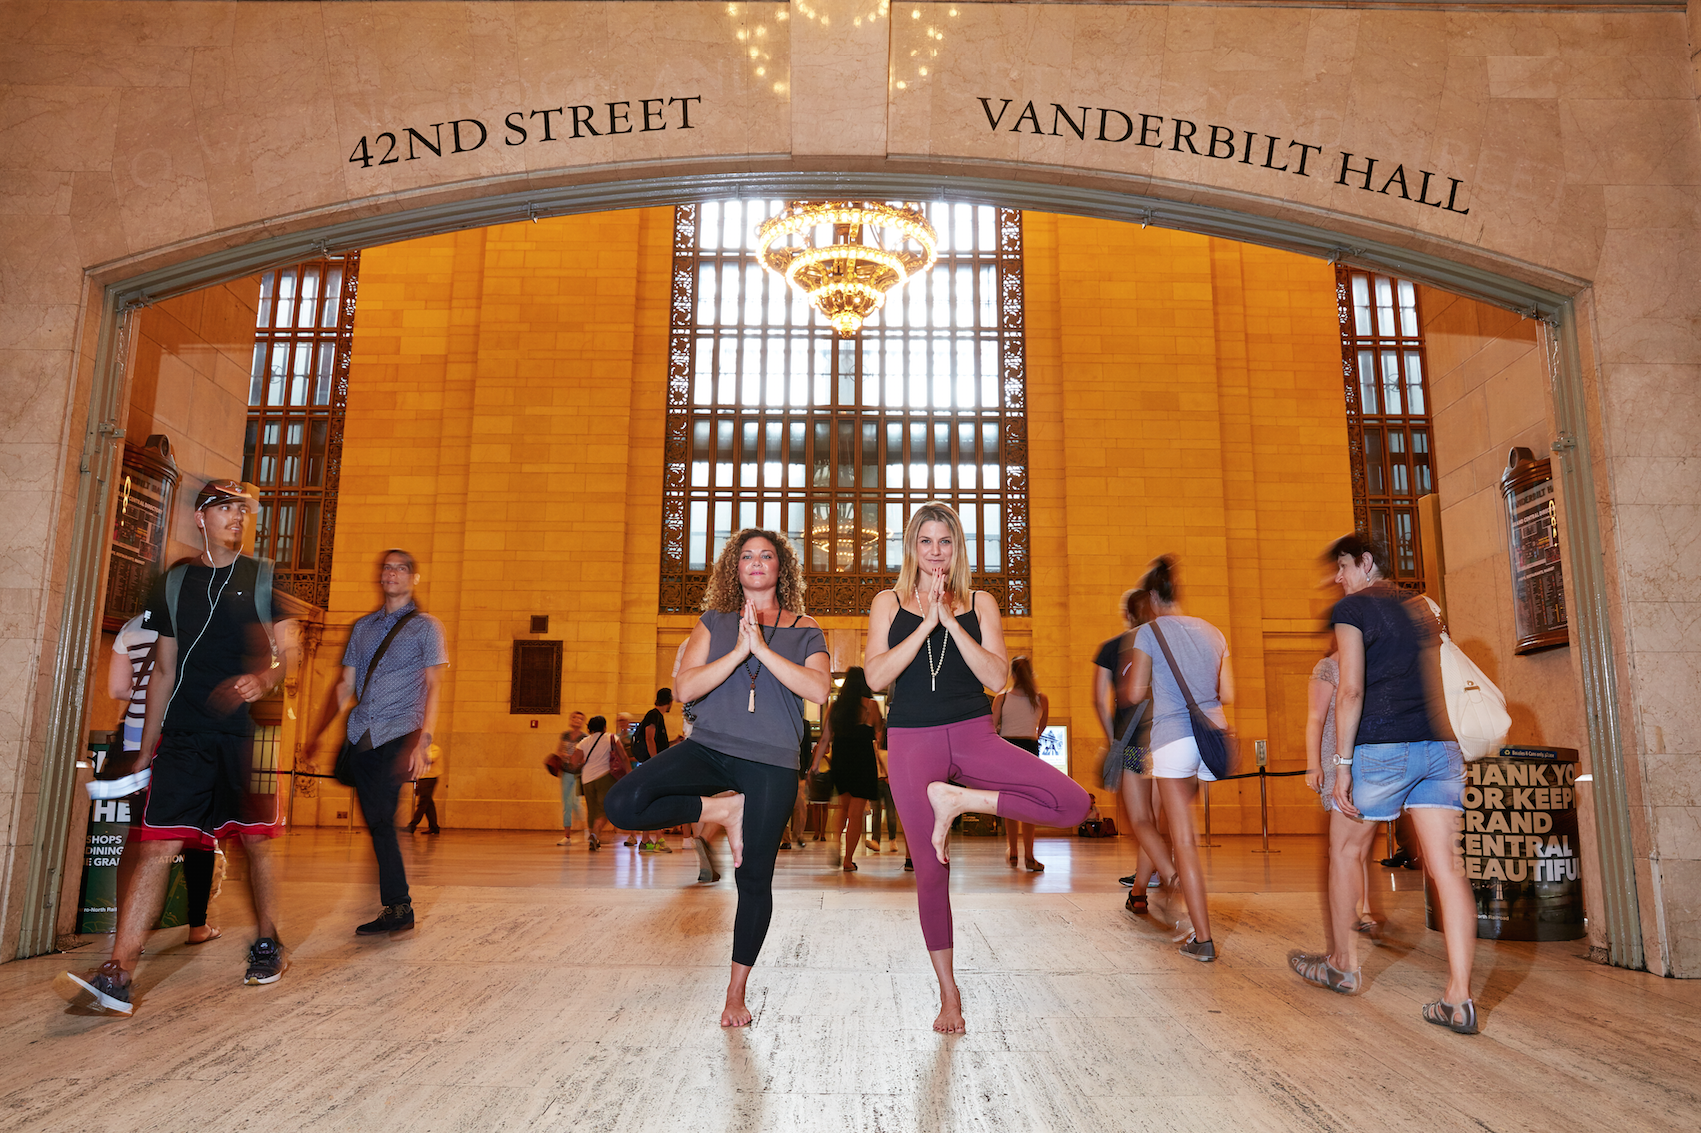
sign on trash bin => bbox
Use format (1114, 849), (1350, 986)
(1428, 745), (1585, 942)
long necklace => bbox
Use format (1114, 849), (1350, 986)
(743, 613), (777, 712)
(924, 626), (950, 692)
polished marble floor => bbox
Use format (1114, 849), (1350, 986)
(4, 827), (1698, 1132)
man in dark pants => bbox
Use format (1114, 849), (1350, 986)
(332, 549), (448, 935)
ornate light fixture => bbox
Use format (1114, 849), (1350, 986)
(755, 201), (939, 337)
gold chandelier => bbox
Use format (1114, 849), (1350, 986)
(755, 201), (939, 337)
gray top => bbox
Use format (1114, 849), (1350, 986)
(689, 610), (828, 770)
(1133, 615), (1228, 751)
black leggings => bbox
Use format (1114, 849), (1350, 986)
(183, 847), (215, 928)
(605, 739), (796, 967)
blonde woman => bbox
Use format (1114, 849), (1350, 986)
(865, 501), (1090, 1033)
(991, 655), (1049, 872)
(605, 529), (830, 1027)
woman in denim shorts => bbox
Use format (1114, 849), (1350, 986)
(1288, 534), (1479, 1035)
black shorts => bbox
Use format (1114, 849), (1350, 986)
(135, 730), (280, 845)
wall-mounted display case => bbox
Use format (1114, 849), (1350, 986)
(1502, 447), (1568, 654)
(103, 434), (178, 634)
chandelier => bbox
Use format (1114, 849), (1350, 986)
(755, 201), (939, 337)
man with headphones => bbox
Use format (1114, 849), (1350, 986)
(57, 479), (299, 1014)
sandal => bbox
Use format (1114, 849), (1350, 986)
(1025, 857), (1044, 872)
(1287, 950), (1362, 995)
(1006, 853), (1018, 867)
(1422, 998), (1478, 1034)
(842, 862), (858, 872)
(1353, 916), (1381, 937)
(1125, 891), (1148, 915)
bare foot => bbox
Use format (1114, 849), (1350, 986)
(926, 781), (959, 864)
(187, 925), (221, 944)
(933, 989), (966, 1034)
(721, 993), (753, 1027)
(722, 794), (746, 868)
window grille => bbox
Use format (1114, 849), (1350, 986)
(1336, 266), (1434, 589)
(661, 202), (1031, 616)
(241, 255), (359, 608)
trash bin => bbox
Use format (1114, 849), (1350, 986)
(1428, 745), (1585, 941)
(75, 732), (189, 935)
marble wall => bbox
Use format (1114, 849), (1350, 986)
(1, 1), (1697, 971)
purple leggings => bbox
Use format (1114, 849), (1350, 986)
(888, 716), (1091, 950)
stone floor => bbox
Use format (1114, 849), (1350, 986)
(3, 827), (1698, 1132)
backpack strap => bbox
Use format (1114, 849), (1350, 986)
(164, 562), (187, 636)
(255, 557), (278, 667)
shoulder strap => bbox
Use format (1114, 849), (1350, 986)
(1147, 618), (1203, 712)
(165, 563), (186, 635)
(254, 557), (279, 668)
(1116, 700), (1149, 748)
(360, 610), (419, 700)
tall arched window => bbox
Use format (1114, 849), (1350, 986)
(661, 202), (1031, 616)
(1336, 266), (1434, 590)
(241, 254), (359, 607)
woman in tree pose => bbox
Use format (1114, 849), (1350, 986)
(605, 529), (830, 1027)
(865, 501), (1090, 1033)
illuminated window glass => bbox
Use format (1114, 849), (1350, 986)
(1337, 267), (1433, 589)
(242, 255), (359, 608)
(660, 203), (1031, 616)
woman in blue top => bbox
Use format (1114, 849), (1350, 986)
(1118, 555), (1232, 962)
(1288, 534), (1476, 1034)
(605, 529), (830, 1027)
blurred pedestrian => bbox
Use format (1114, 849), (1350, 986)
(810, 667), (883, 872)
(1119, 556), (1231, 962)
(1289, 535), (1477, 1033)
(992, 655), (1049, 872)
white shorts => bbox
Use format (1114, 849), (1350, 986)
(1149, 735), (1218, 782)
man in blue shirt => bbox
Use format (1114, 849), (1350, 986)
(329, 549), (449, 935)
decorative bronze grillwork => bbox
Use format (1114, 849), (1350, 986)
(661, 203), (1030, 617)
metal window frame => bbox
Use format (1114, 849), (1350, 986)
(660, 202), (1031, 617)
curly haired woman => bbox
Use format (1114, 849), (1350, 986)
(605, 528), (830, 1026)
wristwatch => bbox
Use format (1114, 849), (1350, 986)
(1331, 753), (1353, 767)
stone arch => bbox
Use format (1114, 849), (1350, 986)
(7, 2), (1690, 974)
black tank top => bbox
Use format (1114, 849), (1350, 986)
(886, 603), (991, 728)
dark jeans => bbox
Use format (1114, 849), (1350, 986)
(408, 777), (440, 832)
(872, 779), (899, 841)
(350, 735), (411, 906)
(605, 740), (795, 967)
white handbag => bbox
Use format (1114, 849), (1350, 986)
(1422, 597), (1511, 760)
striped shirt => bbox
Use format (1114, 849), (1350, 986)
(342, 601), (449, 747)
(113, 614), (159, 753)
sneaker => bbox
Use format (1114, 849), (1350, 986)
(1118, 873), (1139, 887)
(54, 961), (133, 1015)
(355, 903), (415, 936)
(588, 834), (600, 851)
(655, 840), (672, 853)
(624, 837), (638, 847)
(1179, 933), (1217, 962)
(244, 937), (287, 985)
(556, 837), (571, 846)
(639, 840), (658, 853)
(779, 841), (792, 850)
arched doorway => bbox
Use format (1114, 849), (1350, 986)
(24, 167), (1634, 977)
